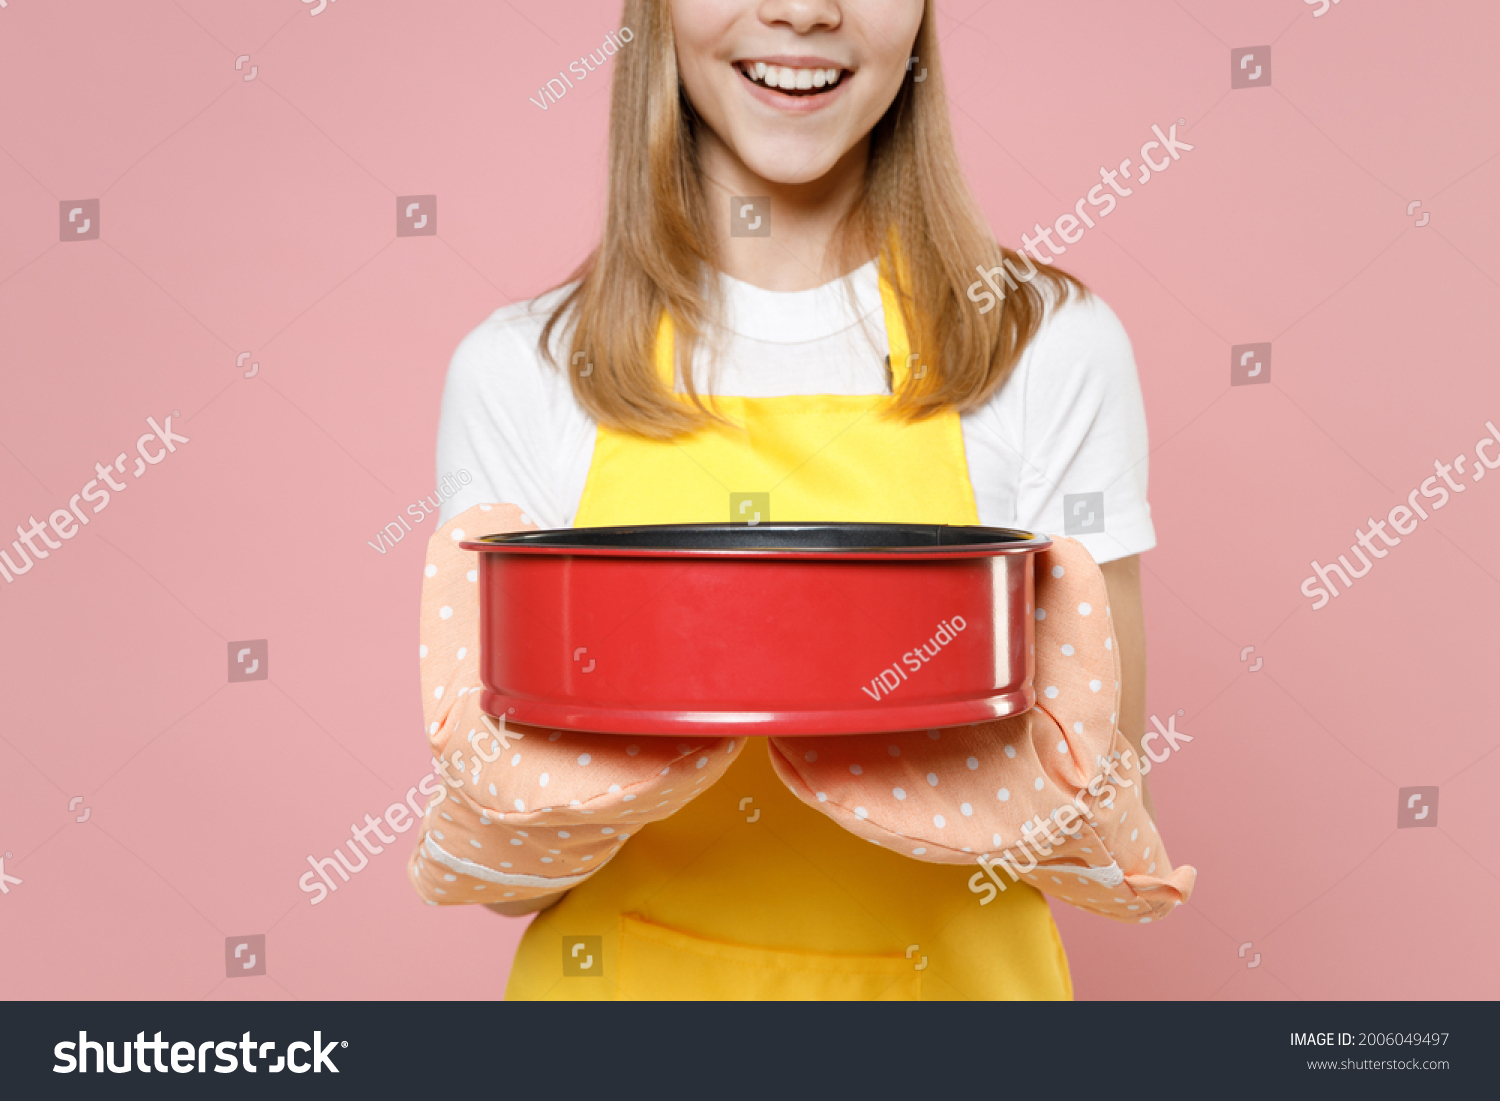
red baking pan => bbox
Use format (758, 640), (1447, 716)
(460, 522), (1052, 736)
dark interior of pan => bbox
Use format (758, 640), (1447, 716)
(470, 521), (1041, 552)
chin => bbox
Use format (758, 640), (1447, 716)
(733, 136), (847, 187)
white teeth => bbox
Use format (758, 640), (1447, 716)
(742, 63), (843, 92)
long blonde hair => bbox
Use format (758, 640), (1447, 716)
(540, 0), (1084, 439)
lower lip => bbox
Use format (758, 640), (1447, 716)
(737, 68), (851, 114)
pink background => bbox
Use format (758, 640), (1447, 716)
(2, 0), (1497, 1001)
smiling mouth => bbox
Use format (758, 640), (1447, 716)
(735, 61), (848, 97)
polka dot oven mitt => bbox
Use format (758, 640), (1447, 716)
(408, 504), (741, 907)
(765, 536), (1196, 924)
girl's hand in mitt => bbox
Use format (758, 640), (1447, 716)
(765, 537), (1195, 923)
(407, 504), (743, 908)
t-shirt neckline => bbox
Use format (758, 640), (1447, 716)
(717, 259), (882, 345)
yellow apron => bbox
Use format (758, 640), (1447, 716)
(504, 270), (1072, 1000)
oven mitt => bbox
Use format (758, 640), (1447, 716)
(407, 504), (741, 907)
(765, 536), (1196, 924)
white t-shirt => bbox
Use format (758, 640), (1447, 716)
(436, 260), (1155, 563)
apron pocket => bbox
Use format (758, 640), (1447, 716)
(617, 913), (922, 1001)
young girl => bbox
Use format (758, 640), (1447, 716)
(409, 0), (1193, 1000)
